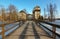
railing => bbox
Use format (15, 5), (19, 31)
(0, 20), (20, 39)
(39, 21), (60, 39)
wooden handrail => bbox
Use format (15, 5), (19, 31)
(0, 20), (19, 27)
(0, 24), (19, 34)
(39, 21), (60, 28)
(39, 23), (60, 36)
(39, 21), (60, 39)
(0, 20), (20, 39)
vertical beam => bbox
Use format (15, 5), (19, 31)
(19, 20), (20, 26)
(2, 24), (5, 39)
(52, 26), (56, 39)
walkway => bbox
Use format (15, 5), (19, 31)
(5, 21), (52, 39)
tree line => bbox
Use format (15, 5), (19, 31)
(44, 3), (57, 22)
(0, 4), (18, 23)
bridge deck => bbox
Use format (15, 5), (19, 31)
(5, 21), (52, 39)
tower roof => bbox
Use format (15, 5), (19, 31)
(19, 10), (26, 14)
(33, 5), (40, 11)
(35, 6), (40, 8)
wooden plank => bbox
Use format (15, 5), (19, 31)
(25, 22), (35, 39)
(5, 21), (53, 39)
(33, 21), (52, 39)
(5, 21), (28, 39)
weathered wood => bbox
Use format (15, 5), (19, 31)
(5, 21), (52, 39)
(39, 21), (60, 39)
(52, 26), (56, 39)
(2, 24), (5, 39)
(40, 21), (60, 28)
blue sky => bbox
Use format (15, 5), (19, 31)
(0, 0), (60, 18)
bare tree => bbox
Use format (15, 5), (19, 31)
(53, 4), (57, 20)
(44, 8), (46, 20)
(1, 7), (6, 22)
(8, 4), (18, 22)
(47, 3), (57, 22)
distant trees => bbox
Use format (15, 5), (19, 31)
(1, 7), (6, 21)
(47, 3), (57, 22)
(38, 15), (43, 21)
(8, 4), (18, 22)
(0, 4), (18, 23)
(0, 5), (6, 22)
(44, 8), (47, 20)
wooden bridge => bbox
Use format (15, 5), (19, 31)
(0, 21), (60, 39)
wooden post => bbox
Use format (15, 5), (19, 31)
(52, 26), (56, 39)
(19, 20), (20, 26)
(2, 24), (5, 39)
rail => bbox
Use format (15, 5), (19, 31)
(0, 20), (20, 39)
(39, 21), (60, 39)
